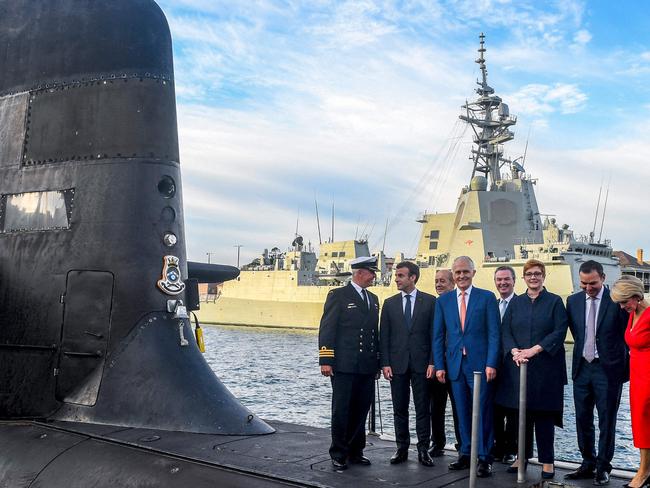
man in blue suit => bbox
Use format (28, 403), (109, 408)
(433, 256), (500, 478)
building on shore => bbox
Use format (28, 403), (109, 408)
(613, 249), (650, 293)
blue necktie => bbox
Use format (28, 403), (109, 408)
(362, 289), (370, 309)
(404, 294), (412, 329)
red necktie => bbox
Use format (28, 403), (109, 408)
(460, 291), (467, 331)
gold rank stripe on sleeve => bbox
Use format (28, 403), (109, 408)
(319, 347), (335, 357)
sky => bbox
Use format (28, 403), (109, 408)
(156, 0), (650, 267)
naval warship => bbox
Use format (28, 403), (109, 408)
(199, 34), (621, 330)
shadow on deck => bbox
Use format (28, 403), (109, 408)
(0, 420), (633, 487)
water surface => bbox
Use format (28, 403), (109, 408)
(202, 325), (638, 469)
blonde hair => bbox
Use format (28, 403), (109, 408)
(610, 275), (645, 303)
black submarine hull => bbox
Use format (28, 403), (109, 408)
(0, 0), (272, 435)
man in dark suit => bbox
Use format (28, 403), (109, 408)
(429, 269), (460, 457)
(433, 256), (500, 478)
(319, 256), (380, 471)
(380, 261), (436, 467)
(492, 265), (518, 465)
(565, 260), (628, 486)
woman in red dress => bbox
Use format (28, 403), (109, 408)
(612, 276), (650, 488)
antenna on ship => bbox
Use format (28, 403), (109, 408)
(522, 126), (531, 168)
(295, 209), (300, 238)
(459, 33), (516, 190)
(314, 195), (322, 244)
(382, 218), (389, 253)
(598, 175), (611, 243)
(331, 201), (335, 243)
(590, 178), (603, 243)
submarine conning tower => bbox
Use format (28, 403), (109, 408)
(0, 0), (273, 435)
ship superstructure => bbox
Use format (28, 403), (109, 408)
(416, 34), (543, 268)
(198, 34), (621, 330)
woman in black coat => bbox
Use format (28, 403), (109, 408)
(496, 259), (568, 479)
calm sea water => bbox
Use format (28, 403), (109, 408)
(202, 325), (638, 469)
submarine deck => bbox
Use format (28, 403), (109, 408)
(1, 420), (633, 487)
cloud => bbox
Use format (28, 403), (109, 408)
(573, 29), (591, 46)
(522, 121), (650, 255)
(506, 83), (587, 119)
(152, 0), (649, 263)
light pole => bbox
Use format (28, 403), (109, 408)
(233, 244), (243, 268)
(206, 252), (217, 264)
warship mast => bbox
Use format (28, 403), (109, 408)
(459, 33), (517, 189)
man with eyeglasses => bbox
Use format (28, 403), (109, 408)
(429, 268), (461, 458)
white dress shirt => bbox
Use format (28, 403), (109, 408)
(499, 292), (515, 320)
(351, 281), (368, 306)
(584, 286), (604, 358)
(401, 288), (418, 315)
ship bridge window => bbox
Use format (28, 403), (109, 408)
(429, 230), (440, 250)
(1, 189), (74, 233)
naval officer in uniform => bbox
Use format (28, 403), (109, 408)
(319, 256), (380, 471)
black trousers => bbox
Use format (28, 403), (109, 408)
(573, 359), (623, 472)
(429, 377), (460, 450)
(390, 369), (430, 450)
(493, 403), (517, 458)
(522, 411), (556, 464)
(329, 372), (375, 461)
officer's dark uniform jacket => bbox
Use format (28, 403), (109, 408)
(318, 282), (379, 374)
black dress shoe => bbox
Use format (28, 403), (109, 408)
(418, 449), (435, 467)
(428, 448), (445, 457)
(593, 470), (610, 485)
(542, 469), (555, 480)
(390, 449), (408, 464)
(502, 453), (517, 464)
(506, 460), (528, 474)
(565, 465), (596, 480)
(331, 458), (348, 470)
(448, 455), (471, 470)
(477, 461), (492, 478)
(349, 455), (371, 466)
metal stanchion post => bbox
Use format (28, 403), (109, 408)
(469, 371), (482, 488)
(517, 362), (528, 484)
(369, 385), (377, 434)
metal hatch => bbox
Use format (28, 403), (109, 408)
(56, 270), (113, 405)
